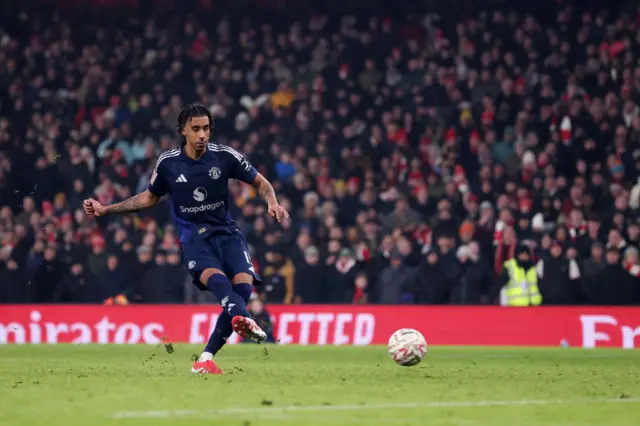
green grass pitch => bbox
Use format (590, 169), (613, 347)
(1, 344), (639, 425)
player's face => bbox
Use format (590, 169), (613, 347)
(182, 116), (211, 151)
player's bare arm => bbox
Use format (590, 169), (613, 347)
(83, 190), (160, 217)
(253, 173), (289, 222)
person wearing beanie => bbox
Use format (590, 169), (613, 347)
(493, 244), (542, 306)
(325, 247), (360, 303)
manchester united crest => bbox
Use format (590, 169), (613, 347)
(209, 167), (221, 180)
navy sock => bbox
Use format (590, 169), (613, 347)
(206, 274), (249, 318)
(204, 311), (233, 356)
(233, 283), (253, 304)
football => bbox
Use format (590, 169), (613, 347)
(388, 328), (428, 366)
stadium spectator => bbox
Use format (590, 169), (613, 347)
(595, 247), (637, 305)
(294, 246), (325, 304)
(54, 262), (92, 303)
(376, 249), (414, 304)
(495, 245), (542, 307)
(261, 244), (296, 304)
(139, 248), (186, 303)
(536, 241), (582, 305)
(449, 241), (494, 304)
(412, 249), (448, 304)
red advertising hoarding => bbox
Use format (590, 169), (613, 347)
(0, 305), (639, 348)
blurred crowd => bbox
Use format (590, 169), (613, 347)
(1, 0), (640, 306)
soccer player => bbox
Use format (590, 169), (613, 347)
(83, 104), (289, 375)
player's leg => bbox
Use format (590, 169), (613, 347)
(224, 234), (263, 300)
(197, 270), (264, 367)
(228, 272), (267, 342)
(193, 267), (257, 374)
(232, 272), (253, 304)
(184, 238), (244, 374)
(197, 268), (233, 365)
(200, 272), (256, 356)
(201, 310), (232, 361)
(222, 234), (267, 343)
(199, 268), (252, 318)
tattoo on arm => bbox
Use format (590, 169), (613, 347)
(104, 193), (154, 215)
(257, 178), (278, 206)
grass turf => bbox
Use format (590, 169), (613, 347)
(0, 344), (639, 425)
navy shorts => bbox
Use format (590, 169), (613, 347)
(182, 231), (262, 290)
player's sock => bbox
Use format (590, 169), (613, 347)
(199, 352), (213, 362)
(203, 312), (233, 357)
(207, 274), (250, 318)
(233, 283), (253, 304)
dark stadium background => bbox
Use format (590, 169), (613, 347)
(1, 0), (639, 313)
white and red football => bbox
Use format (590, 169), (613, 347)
(388, 328), (428, 367)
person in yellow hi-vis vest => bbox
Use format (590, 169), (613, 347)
(498, 244), (542, 306)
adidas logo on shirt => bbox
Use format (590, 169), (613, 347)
(176, 174), (188, 182)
